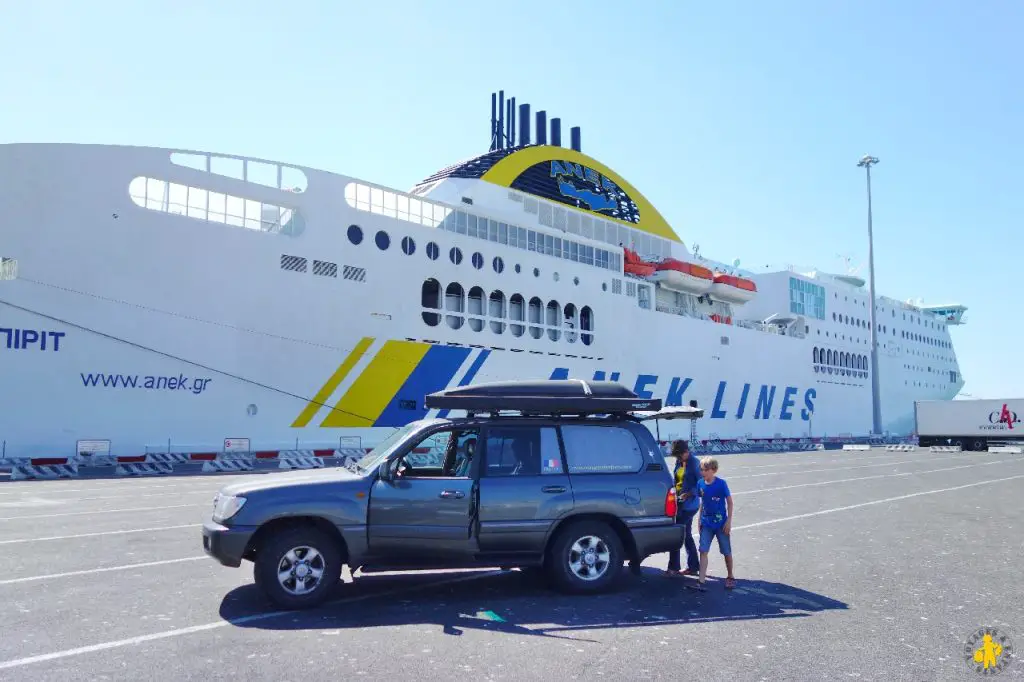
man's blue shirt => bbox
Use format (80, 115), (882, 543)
(675, 456), (702, 512)
(697, 477), (731, 529)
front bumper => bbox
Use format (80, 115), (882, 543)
(631, 523), (684, 559)
(202, 520), (256, 567)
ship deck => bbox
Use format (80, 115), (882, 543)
(0, 447), (1021, 680)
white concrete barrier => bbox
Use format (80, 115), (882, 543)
(842, 444), (872, 451)
(988, 445), (1023, 454)
(929, 445), (962, 453)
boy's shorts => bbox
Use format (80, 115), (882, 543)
(699, 525), (732, 556)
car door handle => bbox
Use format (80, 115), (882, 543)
(541, 486), (566, 494)
(439, 490), (465, 499)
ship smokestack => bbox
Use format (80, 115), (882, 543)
(519, 103), (531, 145)
(551, 118), (562, 147)
(490, 93), (498, 151)
(536, 110), (547, 145)
(510, 97), (516, 146)
(506, 99), (512, 147)
(570, 126), (581, 152)
(498, 90), (505, 149)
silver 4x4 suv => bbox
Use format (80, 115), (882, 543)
(202, 380), (698, 609)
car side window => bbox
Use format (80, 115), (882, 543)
(560, 425), (644, 474)
(396, 428), (479, 478)
(484, 426), (563, 477)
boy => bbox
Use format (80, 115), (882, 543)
(695, 456), (735, 590)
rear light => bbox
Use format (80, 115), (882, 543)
(665, 488), (677, 518)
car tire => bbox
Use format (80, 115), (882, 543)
(545, 520), (624, 594)
(254, 526), (343, 610)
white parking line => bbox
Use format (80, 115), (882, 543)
(733, 458), (1016, 495)
(731, 450), (955, 471)
(0, 504), (198, 521)
(734, 473), (1024, 531)
(0, 568), (504, 672)
(0, 477), (255, 496)
(0, 524), (198, 545)
(728, 454), (965, 480)
(0, 557), (207, 586)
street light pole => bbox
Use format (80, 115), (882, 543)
(857, 154), (882, 436)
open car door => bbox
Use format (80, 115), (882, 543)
(631, 405), (705, 443)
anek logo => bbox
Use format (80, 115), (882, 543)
(988, 404), (1019, 430)
(963, 626), (1014, 675)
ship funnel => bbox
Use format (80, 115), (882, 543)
(498, 90), (505, 150)
(509, 97), (516, 146)
(519, 103), (531, 145)
(490, 93), (498, 151)
(487, 91), (580, 151)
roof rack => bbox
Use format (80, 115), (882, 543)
(424, 379), (662, 417)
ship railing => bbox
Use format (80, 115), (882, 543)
(0, 258), (17, 281)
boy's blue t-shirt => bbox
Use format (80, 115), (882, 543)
(697, 477), (731, 529)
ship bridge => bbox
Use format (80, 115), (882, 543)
(920, 304), (968, 325)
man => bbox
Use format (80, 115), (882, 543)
(665, 440), (701, 577)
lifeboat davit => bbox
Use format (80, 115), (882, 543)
(649, 258), (713, 294)
(622, 248), (656, 277)
(710, 272), (757, 304)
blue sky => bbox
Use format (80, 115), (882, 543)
(2, 0), (1020, 399)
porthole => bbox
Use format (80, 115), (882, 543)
(450, 247), (463, 265)
(574, 276), (580, 286)
(492, 256), (504, 274)
(602, 282), (608, 291)
(375, 230), (390, 250)
(533, 267), (540, 277)
(471, 252), (484, 269)
(553, 272), (560, 282)
(347, 224), (363, 245)
(401, 236), (416, 255)
(426, 242), (439, 260)
(514, 264), (521, 274)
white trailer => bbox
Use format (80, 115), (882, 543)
(914, 398), (1024, 451)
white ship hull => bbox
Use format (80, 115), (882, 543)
(0, 141), (966, 458)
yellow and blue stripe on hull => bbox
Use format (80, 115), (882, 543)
(293, 338), (491, 428)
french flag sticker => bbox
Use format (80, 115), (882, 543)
(545, 458), (561, 470)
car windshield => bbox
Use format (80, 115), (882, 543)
(352, 423), (422, 473)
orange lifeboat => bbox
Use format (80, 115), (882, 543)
(649, 258), (713, 294)
(622, 247), (656, 277)
(710, 272), (757, 304)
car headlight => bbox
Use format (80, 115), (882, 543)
(212, 492), (246, 523)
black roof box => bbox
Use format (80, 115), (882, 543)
(424, 379), (662, 415)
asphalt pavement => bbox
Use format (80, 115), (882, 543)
(0, 447), (1021, 681)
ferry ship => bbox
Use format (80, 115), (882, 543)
(0, 92), (966, 459)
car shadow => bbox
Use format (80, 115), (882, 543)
(219, 566), (848, 641)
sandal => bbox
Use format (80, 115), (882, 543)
(725, 577), (736, 589)
(692, 581), (708, 592)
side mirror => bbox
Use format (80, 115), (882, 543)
(377, 460), (393, 483)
